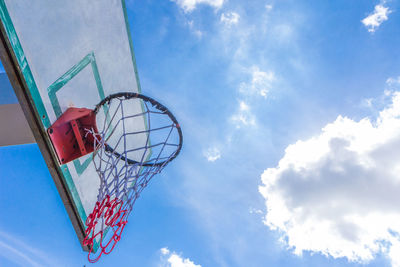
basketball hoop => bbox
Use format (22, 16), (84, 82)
(48, 92), (182, 262)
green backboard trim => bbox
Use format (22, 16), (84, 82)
(47, 52), (97, 117)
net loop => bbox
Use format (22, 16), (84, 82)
(83, 195), (128, 263)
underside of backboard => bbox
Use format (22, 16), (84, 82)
(0, 0), (143, 252)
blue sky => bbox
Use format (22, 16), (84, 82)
(2, 0), (400, 266)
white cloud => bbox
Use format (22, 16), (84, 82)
(220, 12), (240, 26)
(159, 247), (201, 267)
(239, 66), (275, 98)
(203, 147), (221, 162)
(362, 98), (373, 108)
(265, 4), (273, 11)
(161, 247), (170, 255)
(362, 3), (391, 33)
(259, 91), (400, 266)
(230, 101), (256, 128)
(387, 76), (400, 87)
(171, 0), (224, 13)
(249, 207), (263, 214)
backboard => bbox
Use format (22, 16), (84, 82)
(0, 0), (144, 251)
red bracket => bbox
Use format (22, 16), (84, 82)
(47, 107), (99, 164)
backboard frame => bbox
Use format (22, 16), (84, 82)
(0, 0), (143, 252)
(0, 5), (92, 252)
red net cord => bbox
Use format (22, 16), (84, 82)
(83, 195), (128, 263)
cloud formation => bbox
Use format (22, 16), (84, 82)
(203, 147), (221, 162)
(0, 231), (59, 267)
(362, 2), (391, 32)
(187, 20), (203, 38)
(160, 247), (201, 267)
(230, 101), (256, 128)
(220, 12), (240, 26)
(387, 77), (400, 87)
(239, 66), (275, 98)
(171, 0), (224, 13)
(259, 91), (400, 266)
(229, 66), (275, 128)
